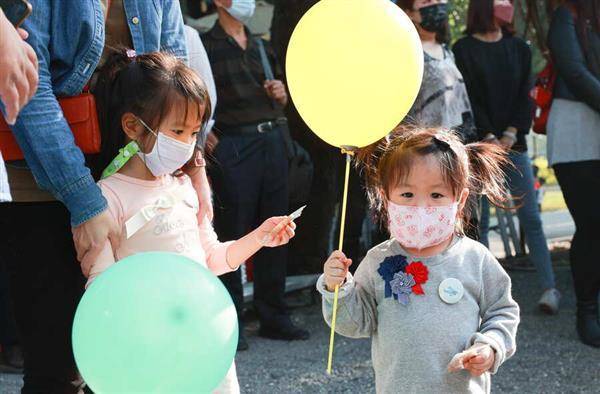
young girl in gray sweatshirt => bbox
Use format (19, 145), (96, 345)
(319, 127), (520, 394)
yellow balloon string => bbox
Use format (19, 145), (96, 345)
(327, 148), (355, 375)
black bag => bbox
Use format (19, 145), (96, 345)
(255, 38), (314, 209)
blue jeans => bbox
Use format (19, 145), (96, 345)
(480, 152), (556, 290)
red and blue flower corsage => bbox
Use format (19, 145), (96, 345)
(377, 254), (429, 305)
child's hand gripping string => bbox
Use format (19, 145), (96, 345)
(448, 343), (495, 376)
(323, 251), (353, 292)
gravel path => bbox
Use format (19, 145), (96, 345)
(233, 266), (600, 394)
(2, 266), (599, 393)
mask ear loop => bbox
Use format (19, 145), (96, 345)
(136, 116), (163, 170)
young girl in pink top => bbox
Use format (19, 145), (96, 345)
(87, 49), (296, 393)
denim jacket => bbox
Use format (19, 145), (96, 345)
(3, 0), (187, 226)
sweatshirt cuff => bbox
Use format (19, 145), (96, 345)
(316, 273), (355, 301)
(469, 331), (507, 374)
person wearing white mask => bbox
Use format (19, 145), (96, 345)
(202, 0), (310, 351)
(89, 49), (298, 393)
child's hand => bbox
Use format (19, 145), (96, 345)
(324, 251), (352, 292)
(256, 216), (296, 248)
(448, 343), (495, 376)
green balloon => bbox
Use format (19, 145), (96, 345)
(72, 252), (238, 393)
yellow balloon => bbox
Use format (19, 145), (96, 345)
(286, 0), (424, 148)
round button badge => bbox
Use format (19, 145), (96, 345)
(438, 278), (464, 304)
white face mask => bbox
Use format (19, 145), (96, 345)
(136, 118), (195, 177)
(227, 0), (255, 24)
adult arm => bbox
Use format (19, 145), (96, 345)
(453, 40), (496, 140)
(548, 6), (600, 113)
(7, 4), (120, 267)
(0, 9), (38, 125)
(160, 0), (188, 61)
(509, 40), (534, 135)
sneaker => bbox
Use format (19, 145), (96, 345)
(538, 288), (561, 315)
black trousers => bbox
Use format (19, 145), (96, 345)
(554, 160), (600, 304)
(209, 129), (290, 329)
(0, 202), (85, 393)
(0, 252), (19, 348)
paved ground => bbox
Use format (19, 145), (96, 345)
(2, 265), (598, 393)
(231, 266), (599, 394)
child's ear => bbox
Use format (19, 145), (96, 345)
(121, 113), (145, 141)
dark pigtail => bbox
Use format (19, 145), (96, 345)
(465, 142), (512, 209)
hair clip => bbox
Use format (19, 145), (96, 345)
(126, 49), (137, 59)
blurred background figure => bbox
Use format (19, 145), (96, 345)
(547, 0), (600, 348)
(454, 0), (560, 316)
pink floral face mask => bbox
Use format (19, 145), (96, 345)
(387, 201), (459, 250)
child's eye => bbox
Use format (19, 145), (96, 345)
(431, 193), (444, 199)
(192, 130), (200, 136)
(401, 192), (413, 198)
(172, 129), (184, 135)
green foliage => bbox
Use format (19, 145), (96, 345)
(449, 0), (471, 43)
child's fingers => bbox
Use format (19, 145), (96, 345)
(326, 273), (347, 286)
(327, 250), (348, 263)
(270, 224), (295, 245)
(269, 216), (291, 235)
(467, 368), (486, 377)
(285, 225), (295, 238)
(329, 250), (348, 260)
(325, 264), (347, 276)
(326, 259), (348, 271)
(467, 355), (487, 366)
(465, 361), (489, 376)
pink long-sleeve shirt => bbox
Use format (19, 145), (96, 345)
(87, 173), (235, 285)
(87, 173), (239, 393)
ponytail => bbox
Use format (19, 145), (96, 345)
(465, 142), (512, 209)
(91, 48), (137, 180)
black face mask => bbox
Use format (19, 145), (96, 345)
(419, 3), (448, 33)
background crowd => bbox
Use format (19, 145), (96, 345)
(0, 0), (598, 392)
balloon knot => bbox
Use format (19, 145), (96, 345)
(340, 146), (357, 156)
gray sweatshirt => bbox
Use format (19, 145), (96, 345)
(318, 237), (520, 394)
